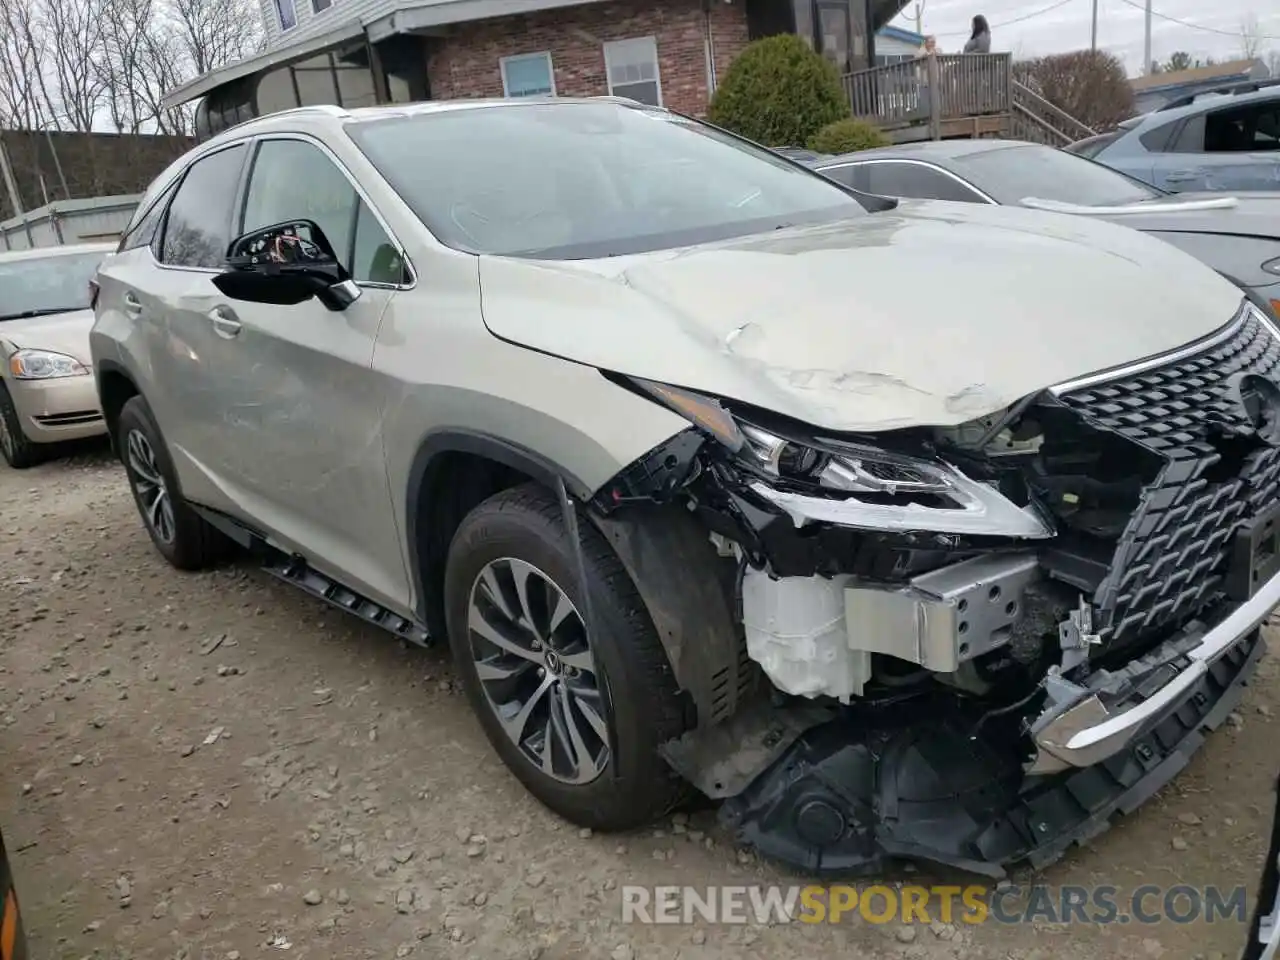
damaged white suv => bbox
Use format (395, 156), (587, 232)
(91, 97), (1277, 877)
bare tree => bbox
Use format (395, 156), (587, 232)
(42, 0), (111, 131)
(169, 0), (261, 77)
(1015, 50), (1135, 132)
(0, 0), (58, 130)
(1241, 14), (1263, 61)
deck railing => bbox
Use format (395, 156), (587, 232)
(843, 53), (1013, 135)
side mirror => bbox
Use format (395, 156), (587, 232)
(212, 219), (361, 312)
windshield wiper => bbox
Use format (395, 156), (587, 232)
(0, 306), (86, 321)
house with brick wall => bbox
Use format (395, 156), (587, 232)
(162, 0), (910, 137)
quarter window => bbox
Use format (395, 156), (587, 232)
(501, 52), (555, 98)
(119, 181), (178, 254)
(159, 145), (247, 269)
(603, 37), (662, 106)
(241, 138), (401, 284)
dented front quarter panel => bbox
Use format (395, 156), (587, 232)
(478, 201), (1244, 432)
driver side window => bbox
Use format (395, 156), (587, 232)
(241, 138), (405, 284)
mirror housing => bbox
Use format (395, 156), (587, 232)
(212, 219), (361, 311)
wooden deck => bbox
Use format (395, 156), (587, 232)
(842, 53), (1096, 146)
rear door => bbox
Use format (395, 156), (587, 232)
(1153, 99), (1280, 192)
(93, 142), (251, 515)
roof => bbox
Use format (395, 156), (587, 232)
(876, 24), (926, 46)
(1130, 58), (1263, 93)
(162, 0), (617, 109)
(0, 242), (117, 263)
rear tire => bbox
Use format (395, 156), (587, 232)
(444, 483), (688, 831)
(0, 381), (42, 469)
(117, 395), (227, 570)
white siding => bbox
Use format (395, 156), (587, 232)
(260, 0), (399, 48)
(875, 34), (922, 57)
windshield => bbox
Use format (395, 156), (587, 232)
(346, 102), (865, 258)
(954, 144), (1164, 206)
(0, 251), (104, 321)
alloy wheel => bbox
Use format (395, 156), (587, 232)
(125, 429), (175, 544)
(466, 557), (609, 785)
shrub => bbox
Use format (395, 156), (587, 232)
(807, 118), (891, 155)
(707, 35), (849, 148)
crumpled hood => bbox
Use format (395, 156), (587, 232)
(0, 309), (95, 364)
(478, 201), (1244, 432)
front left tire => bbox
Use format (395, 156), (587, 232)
(443, 483), (689, 831)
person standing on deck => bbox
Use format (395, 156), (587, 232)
(963, 15), (991, 53)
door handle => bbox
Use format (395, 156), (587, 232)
(1164, 170), (1201, 183)
(122, 292), (143, 317)
(209, 307), (242, 339)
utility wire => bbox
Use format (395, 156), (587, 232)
(934, 0), (1079, 38)
(1112, 0), (1280, 42)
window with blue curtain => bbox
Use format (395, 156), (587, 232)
(501, 53), (555, 98)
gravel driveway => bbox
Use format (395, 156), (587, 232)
(1, 446), (1275, 960)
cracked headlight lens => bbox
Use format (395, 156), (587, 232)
(631, 377), (1052, 539)
(8, 349), (88, 380)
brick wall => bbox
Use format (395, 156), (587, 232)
(0, 130), (194, 222)
(426, 0), (751, 117)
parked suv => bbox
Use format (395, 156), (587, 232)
(1069, 82), (1280, 192)
(92, 98), (1278, 877)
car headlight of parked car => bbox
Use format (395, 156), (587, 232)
(8, 348), (89, 379)
(628, 377), (1053, 539)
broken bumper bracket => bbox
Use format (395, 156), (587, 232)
(720, 629), (1264, 878)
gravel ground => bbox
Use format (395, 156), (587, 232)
(1, 445), (1277, 960)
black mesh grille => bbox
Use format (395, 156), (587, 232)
(1059, 307), (1280, 646)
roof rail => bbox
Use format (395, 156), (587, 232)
(1158, 77), (1280, 112)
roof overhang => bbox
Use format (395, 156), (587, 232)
(161, 19), (366, 110)
(364, 0), (611, 42)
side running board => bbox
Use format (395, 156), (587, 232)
(263, 554), (432, 647)
(189, 504), (431, 647)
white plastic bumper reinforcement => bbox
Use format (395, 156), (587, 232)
(1034, 567), (1280, 770)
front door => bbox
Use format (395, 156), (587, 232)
(204, 135), (415, 610)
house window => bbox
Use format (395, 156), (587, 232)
(312, 0), (333, 10)
(275, 0), (297, 30)
(603, 37), (662, 106)
(501, 52), (555, 98)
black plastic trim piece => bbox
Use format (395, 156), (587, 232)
(403, 429), (592, 627)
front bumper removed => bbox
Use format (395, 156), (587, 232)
(694, 615), (1264, 879)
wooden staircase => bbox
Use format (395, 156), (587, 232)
(843, 54), (1095, 147)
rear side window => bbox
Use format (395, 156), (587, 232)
(1138, 122), (1178, 153)
(159, 145), (247, 269)
(1169, 114), (1207, 153)
(860, 162), (986, 203)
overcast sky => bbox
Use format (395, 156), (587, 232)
(889, 0), (1280, 75)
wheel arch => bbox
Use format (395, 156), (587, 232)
(94, 359), (141, 453)
(405, 430), (750, 729)
(406, 430), (593, 639)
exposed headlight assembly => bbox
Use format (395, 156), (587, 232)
(8, 349), (88, 380)
(629, 378), (1053, 540)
